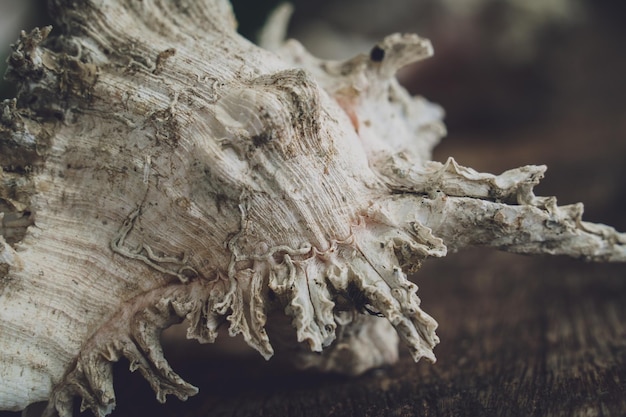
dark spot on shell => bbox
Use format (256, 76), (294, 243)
(252, 132), (272, 148)
(154, 48), (176, 75)
(346, 282), (384, 317)
(370, 45), (385, 62)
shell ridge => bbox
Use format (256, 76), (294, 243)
(223, 268), (274, 359)
(110, 206), (199, 283)
(349, 233), (439, 363)
(44, 281), (214, 417)
(378, 161), (626, 260)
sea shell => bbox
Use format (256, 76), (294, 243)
(1, 1), (624, 416)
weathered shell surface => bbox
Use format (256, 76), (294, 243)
(1, 1), (625, 416)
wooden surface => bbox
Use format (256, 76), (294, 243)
(0, 249), (626, 417)
(93, 250), (622, 417)
(73, 251), (621, 416)
(2, 246), (625, 417)
(124, 251), (626, 417)
(7, 249), (622, 417)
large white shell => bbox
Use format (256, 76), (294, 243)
(0, 1), (624, 416)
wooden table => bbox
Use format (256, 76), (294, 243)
(76, 249), (625, 417)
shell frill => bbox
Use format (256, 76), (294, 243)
(1, 1), (625, 417)
(40, 222), (442, 417)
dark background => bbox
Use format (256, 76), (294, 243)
(1, 1), (625, 416)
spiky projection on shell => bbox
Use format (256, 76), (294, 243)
(1, 1), (625, 416)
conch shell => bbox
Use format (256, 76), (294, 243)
(1, 1), (624, 416)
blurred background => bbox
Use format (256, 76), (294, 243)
(1, 0), (625, 229)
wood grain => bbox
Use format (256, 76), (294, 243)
(6, 249), (620, 417)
